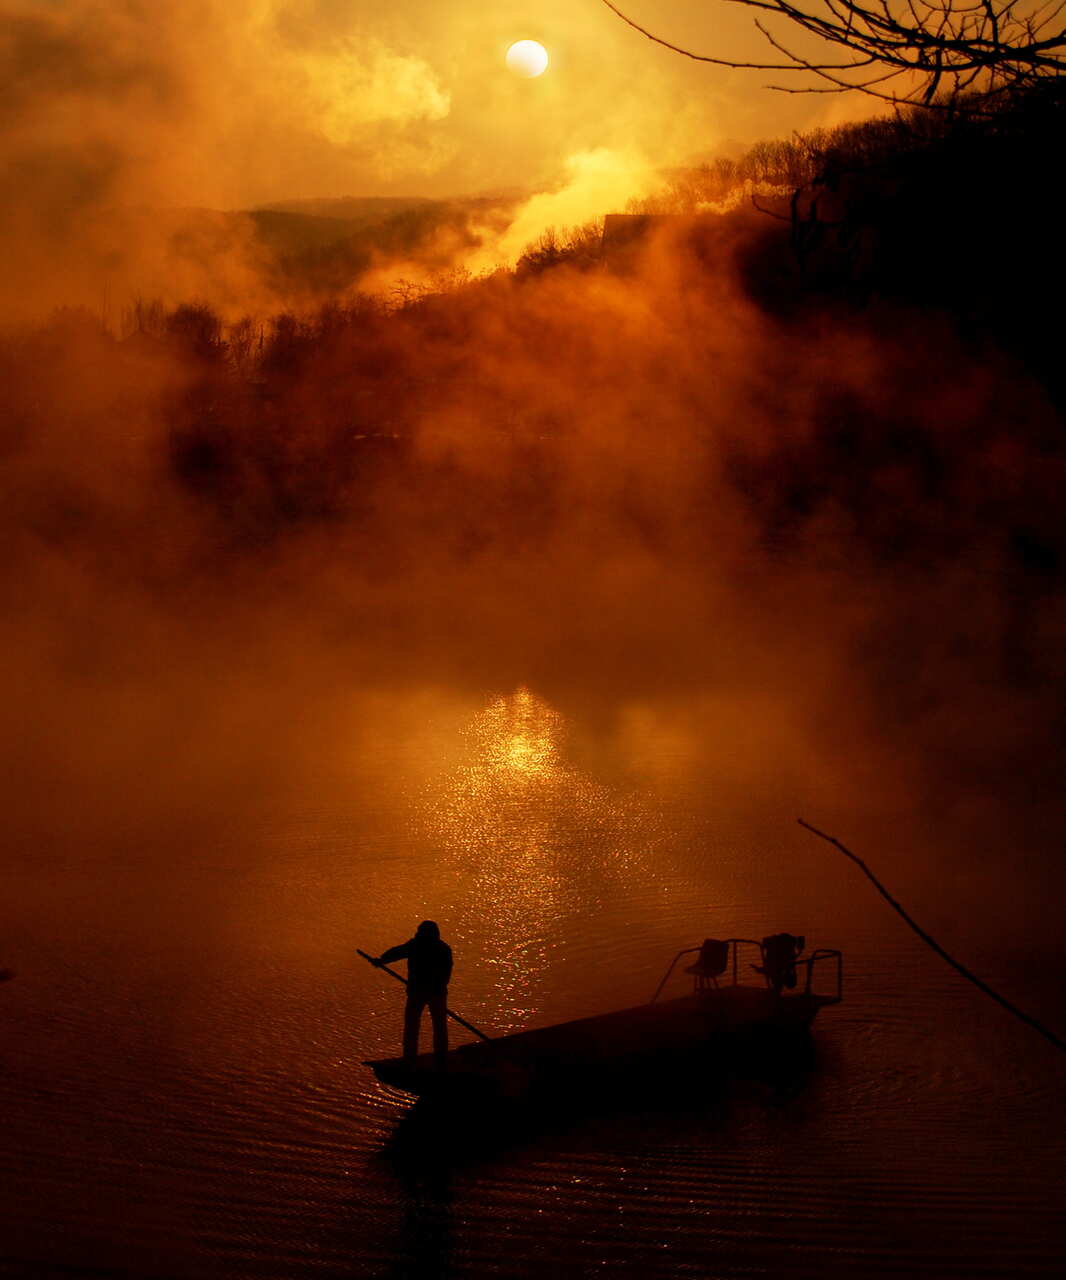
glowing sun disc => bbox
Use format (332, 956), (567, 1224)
(506, 40), (549, 78)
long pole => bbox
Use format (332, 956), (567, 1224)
(356, 949), (494, 1043)
(797, 817), (1066, 1055)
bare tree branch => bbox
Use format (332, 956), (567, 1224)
(602, 0), (1066, 102)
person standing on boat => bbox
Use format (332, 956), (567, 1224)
(372, 921), (453, 1062)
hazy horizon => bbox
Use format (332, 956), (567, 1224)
(0, 0), (880, 317)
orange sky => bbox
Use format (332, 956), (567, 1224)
(1, 1), (875, 210)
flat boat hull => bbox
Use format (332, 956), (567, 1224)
(366, 986), (836, 1098)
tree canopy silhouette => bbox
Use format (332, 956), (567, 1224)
(602, 1), (1066, 105)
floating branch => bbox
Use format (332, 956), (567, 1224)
(798, 817), (1066, 1054)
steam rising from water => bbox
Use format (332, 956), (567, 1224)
(4, 219), (1064, 948)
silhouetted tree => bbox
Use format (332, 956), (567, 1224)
(516, 224), (603, 276)
(603, 1), (1066, 105)
(165, 302), (223, 362)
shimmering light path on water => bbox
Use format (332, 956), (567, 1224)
(4, 689), (1065, 1277)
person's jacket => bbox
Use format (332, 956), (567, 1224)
(381, 936), (453, 993)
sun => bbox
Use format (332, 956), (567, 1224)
(505, 40), (549, 78)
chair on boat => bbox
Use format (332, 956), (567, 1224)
(684, 938), (730, 992)
(752, 933), (806, 994)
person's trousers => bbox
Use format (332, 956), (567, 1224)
(403, 989), (448, 1060)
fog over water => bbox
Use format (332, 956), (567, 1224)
(6, 223), (1066, 926)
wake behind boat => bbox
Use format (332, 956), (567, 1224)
(365, 935), (843, 1099)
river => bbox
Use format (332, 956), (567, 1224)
(4, 687), (1064, 1277)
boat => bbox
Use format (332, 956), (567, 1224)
(365, 935), (842, 1099)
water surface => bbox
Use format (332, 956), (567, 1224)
(5, 688), (1065, 1277)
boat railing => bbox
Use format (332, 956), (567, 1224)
(651, 939), (843, 1003)
(650, 947), (698, 1003)
(796, 948), (843, 1003)
(650, 938), (764, 1003)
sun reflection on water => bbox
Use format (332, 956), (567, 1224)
(421, 687), (668, 1030)
(473, 686), (563, 783)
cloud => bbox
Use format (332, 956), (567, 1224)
(302, 38), (450, 142)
